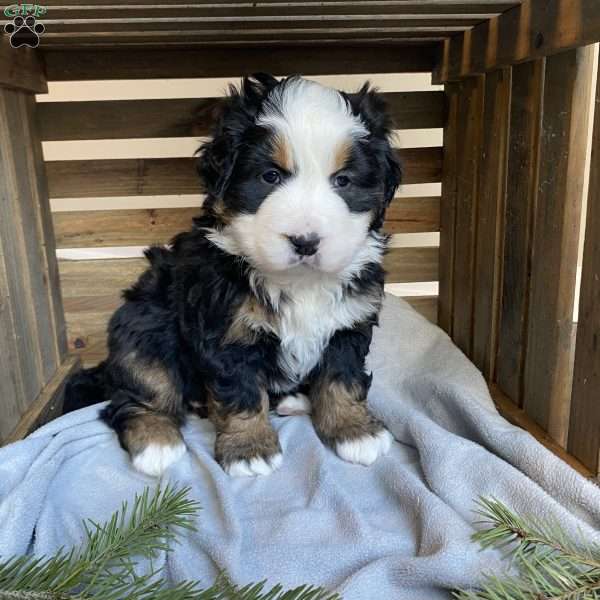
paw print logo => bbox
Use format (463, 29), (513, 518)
(4, 15), (45, 48)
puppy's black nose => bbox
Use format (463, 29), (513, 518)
(287, 233), (320, 256)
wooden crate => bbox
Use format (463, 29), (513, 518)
(0, 1), (599, 480)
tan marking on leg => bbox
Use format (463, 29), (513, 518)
(209, 390), (281, 470)
(311, 379), (381, 446)
(271, 133), (293, 172)
(120, 352), (181, 413)
(122, 410), (183, 457)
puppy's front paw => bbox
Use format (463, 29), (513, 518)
(215, 423), (282, 478)
(132, 441), (187, 477)
(335, 428), (393, 466)
(225, 453), (283, 477)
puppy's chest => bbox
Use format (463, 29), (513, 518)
(241, 285), (378, 387)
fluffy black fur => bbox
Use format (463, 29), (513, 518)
(65, 73), (401, 473)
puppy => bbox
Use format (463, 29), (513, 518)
(70, 74), (401, 477)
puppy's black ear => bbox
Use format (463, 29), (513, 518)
(196, 73), (279, 200)
(346, 83), (402, 206)
(382, 144), (402, 206)
(346, 82), (393, 138)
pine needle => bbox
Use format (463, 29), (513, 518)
(455, 497), (600, 600)
(0, 485), (339, 600)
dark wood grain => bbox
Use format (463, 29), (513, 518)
(41, 1), (517, 18)
(45, 148), (443, 200)
(41, 17), (483, 34)
(42, 44), (439, 80)
(0, 231), (26, 439)
(495, 60), (543, 406)
(52, 197), (439, 249)
(41, 0), (517, 7)
(451, 75), (484, 356)
(0, 37), (47, 94)
(435, 0), (600, 83)
(0, 89), (51, 410)
(38, 28), (456, 46)
(438, 82), (459, 335)
(523, 47), (595, 447)
(472, 68), (511, 380)
(567, 57), (600, 474)
(37, 91), (445, 141)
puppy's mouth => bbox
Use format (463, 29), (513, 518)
(289, 254), (320, 269)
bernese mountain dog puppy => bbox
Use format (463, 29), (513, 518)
(67, 73), (401, 478)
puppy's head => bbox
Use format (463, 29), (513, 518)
(197, 74), (401, 276)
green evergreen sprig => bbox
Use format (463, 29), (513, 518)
(456, 497), (600, 600)
(0, 485), (339, 600)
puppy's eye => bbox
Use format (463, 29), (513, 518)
(262, 170), (281, 185)
(334, 175), (350, 188)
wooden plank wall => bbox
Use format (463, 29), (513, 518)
(39, 54), (444, 367)
(0, 53), (69, 442)
(568, 54), (600, 473)
(440, 45), (598, 472)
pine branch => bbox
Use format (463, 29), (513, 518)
(455, 498), (600, 600)
(0, 485), (339, 600)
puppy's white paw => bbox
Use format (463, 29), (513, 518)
(276, 393), (311, 416)
(226, 453), (283, 478)
(132, 441), (187, 477)
(335, 429), (393, 466)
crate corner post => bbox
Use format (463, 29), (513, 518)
(0, 38), (78, 444)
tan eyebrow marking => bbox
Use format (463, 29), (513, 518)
(333, 139), (352, 173)
(271, 133), (294, 172)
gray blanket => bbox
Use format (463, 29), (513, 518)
(1, 294), (599, 599)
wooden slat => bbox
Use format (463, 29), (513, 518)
(39, 28), (460, 46)
(59, 258), (146, 298)
(403, 296), (438, 323)
(40, 2), (518, 19)
(59, 249), (438, 363)
(451, 75), (484, 356)
(0, 37), (47, 94)
(0, 228), (27, 439)
(490, 384), (593, 479)
(58, 247), (438, 296)
(438, 82), (459, 334)
(0, 88), (57, 407)
(39, 18), (485, 35)
(41, 0), (517, 7)
(24, 95), (69, 358)
(4, 356), (81, 445)
(384, 197), (440, 233)
(471, 68), (510, 380)
(37, 91), (445, 142)
(45, 148), (443, 199)
(435, 0), (600, 83)
(495, 60), (544, 406)
(40, 39), (450, 50)
(395, 148), (444, 185)
(66, 294), (440, 367)
(42, 45), (439, 80)
(567, 56), (600, 474)
(52, 198), (440, 248)
(523, 48), (596, 447)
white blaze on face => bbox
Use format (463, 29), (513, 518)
(227, 79), (372, 275)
